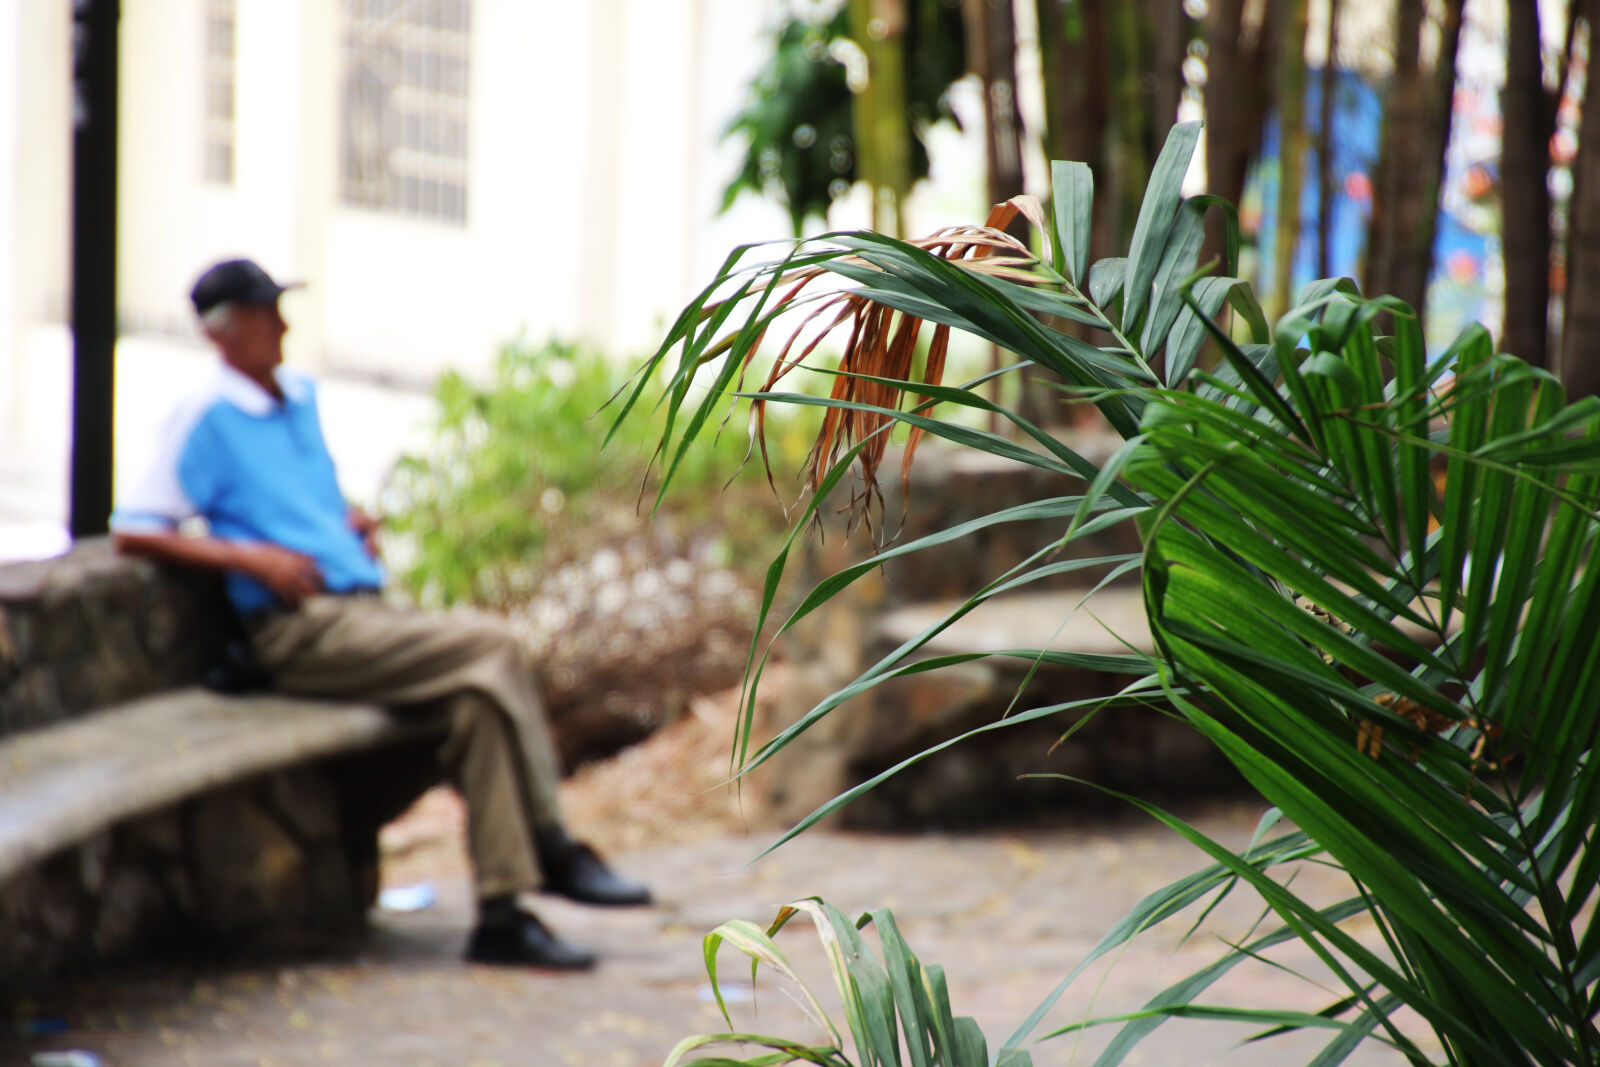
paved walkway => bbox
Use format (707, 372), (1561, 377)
(4, 791), (1429, 1067)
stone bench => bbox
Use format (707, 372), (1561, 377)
(0, 690), (438, 889)
(0, 541), (449, 990)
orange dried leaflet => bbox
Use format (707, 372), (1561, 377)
(1356, 692), (1502, 770)
(720, 198), (1049, 525)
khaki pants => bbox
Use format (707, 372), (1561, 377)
(248, 595), (564, 898)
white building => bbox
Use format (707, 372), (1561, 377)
(0, 0), (797, 551)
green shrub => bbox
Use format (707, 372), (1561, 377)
(382, 337), (799, 608)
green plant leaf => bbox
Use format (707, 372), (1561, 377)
(1140, 198), (1209, 363)
(1122, 122), (1202, 332)
(633, 136), (1600, 1067)
(1051, 160), (1094, 285)
(1088, 257), (1127, 310)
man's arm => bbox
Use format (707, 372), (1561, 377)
(114, 531), (325, 606)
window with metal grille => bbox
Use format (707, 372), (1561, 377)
(341, 0), (471, 225)
(202, 0), (236, 184)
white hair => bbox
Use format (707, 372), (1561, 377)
(200, 302), (236, 337)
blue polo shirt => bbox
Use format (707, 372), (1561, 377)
(111, 363), (385, 615)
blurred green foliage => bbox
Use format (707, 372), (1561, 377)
(383, 338), (798, 608)
(721, 0), (966, 234)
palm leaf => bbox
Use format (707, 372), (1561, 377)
(677, 899), (1027, 1067)
(1123, 292), (1600, 1063)
(636, 124), (1600, 1066)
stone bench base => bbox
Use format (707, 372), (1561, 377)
(0, 689), (446, 989)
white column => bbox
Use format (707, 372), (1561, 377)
(232, 0), (331, 371)
(0, 0), (20, 448)
(0, 1), (71, 476)
(289, 0), (337, 373)
(579, 0), (625, 352)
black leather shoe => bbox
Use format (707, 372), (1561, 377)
(465, 911), (597, 970)
(537, 830), (652, 907)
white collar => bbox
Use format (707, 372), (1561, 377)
(212, 363), (311, 415)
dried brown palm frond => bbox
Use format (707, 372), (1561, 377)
(626, 122), (1229, 532)
(720, 198), (1052, 528)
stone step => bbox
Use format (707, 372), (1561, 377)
(875, 587), (1151, 661)
(876, 584), (1450, 664)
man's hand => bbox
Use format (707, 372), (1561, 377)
(348, 506), (381, 559)
(236, 542), (324, 605)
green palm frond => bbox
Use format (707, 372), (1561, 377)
(618, 122), (1242, 517)
(1122, 291), (1600, 1065)
(669, 899), (1031, 1067)
(637, 122), (1600, 1065)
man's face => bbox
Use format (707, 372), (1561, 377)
(218, 302), (288, 379)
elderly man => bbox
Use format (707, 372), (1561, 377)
(111, 258), (648, 970)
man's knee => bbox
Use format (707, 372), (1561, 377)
(477, 617), (543, 690)
(449, 610), (530, 664)
(438, 690), (507, 766)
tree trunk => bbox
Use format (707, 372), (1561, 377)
(1272, 0), (1312, 318)
(1559, 0), (1600, 398)
(962, 0), (1026, 215)
(1365, 0), (1424, 300)
(851, 0), (911, 236)
(1035, 0), (1078, 165)
(1034, 0), (1114, 426)
(1204, 0), (1276, 270)
(1316, 0), (1342, 280)
(1080, 0), (1114, 260)
(963, 0), (1035, 423)
(1365, 0), (1464, 322)
(1147, 0), (1186, 154)
(1036, 0), (1111, 216)
(1107, 1), (1149, 244)
(1499, 0), (1553, 367)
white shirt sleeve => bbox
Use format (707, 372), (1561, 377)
(109, 392), (214, 534)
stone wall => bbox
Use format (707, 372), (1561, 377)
(0, 539), (229, 734)
(0, 763), (399, 989)
(0, 542), (432, 991)
(755, 438), (1243, 829)
(862, 432), (1142, 608)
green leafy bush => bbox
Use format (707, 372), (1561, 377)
(383, 337), (799, 608)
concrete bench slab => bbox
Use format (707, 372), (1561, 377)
(0, 688), (439, 886)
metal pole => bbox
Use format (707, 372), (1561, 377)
(69, 0), (119, 539)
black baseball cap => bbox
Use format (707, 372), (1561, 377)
(189, 258), (304, 315)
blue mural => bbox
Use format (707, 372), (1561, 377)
(1244, 66), (1500, 353)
